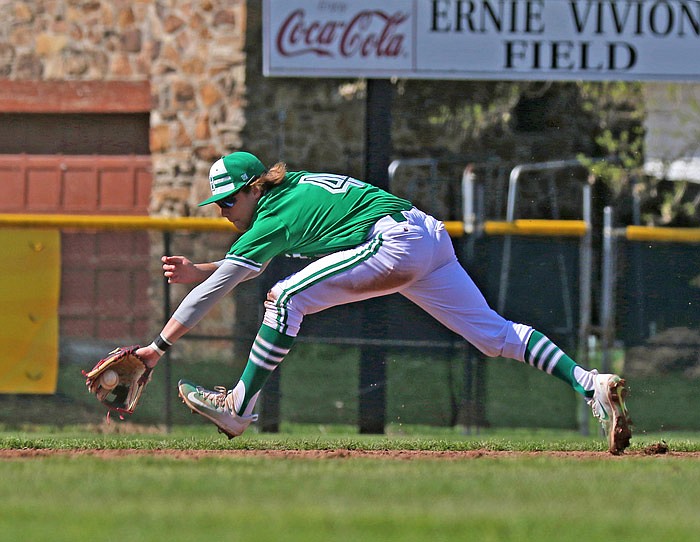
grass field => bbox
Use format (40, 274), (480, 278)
(3, 341), (699, 541)
(1, 425), (700, 542)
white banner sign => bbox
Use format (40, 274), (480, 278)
(263, 0), (700, 81)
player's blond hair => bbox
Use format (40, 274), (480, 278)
(250, 162), (287, 193)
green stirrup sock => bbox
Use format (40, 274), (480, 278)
(235, 324), (295, 415)
(525, 330), (590, 397)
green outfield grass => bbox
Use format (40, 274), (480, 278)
(1, 426), (699, 542)
(3, 450), (700, 542)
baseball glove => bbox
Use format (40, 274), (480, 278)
(83, 345), (153, 414)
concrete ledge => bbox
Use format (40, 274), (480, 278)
(0, 80), (151, 113)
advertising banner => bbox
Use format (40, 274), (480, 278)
(264, 0), (700, 81)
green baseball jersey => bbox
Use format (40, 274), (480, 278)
(225, 171), (413, 271)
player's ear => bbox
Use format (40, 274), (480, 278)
(251, 185), (264, 201)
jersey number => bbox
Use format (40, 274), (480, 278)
(299, 174), (366, 194)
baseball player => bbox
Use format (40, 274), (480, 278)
(135, 151), (632, 454)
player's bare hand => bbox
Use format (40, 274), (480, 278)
(136, 345), (161, 369)
(162, 255), (201, 284)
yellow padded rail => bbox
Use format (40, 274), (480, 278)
(0, 213), (236, 232)
(443, 221), (465, 238)
(484, 220), (588, 237)
(625, 225), (700, 243)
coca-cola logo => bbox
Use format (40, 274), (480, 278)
(276, 9), (409, 59)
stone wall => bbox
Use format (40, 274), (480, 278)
(1, 0), (247, 221)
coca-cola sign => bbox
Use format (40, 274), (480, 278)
(263, 0), (700, 82)
(276, 9), (409, 59)
(266, 1), (413, 75)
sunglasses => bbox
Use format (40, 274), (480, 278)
(216, 195), (237, 209)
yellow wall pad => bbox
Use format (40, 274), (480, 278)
(0, 229), (60, 393)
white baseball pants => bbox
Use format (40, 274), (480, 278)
(263, 207), (532, 361)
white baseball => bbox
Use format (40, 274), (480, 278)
(100, 369), (119, 390)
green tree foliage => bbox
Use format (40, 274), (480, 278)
(578, 82), (700, 226)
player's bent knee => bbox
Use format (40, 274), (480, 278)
(468, 323), (532, 361)
(262, 285), (304, 336)
(475, 344), (505, 358)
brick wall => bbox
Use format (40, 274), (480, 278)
(0, 155), (151, 214)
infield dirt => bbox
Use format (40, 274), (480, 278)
(0, 446), (692, 460)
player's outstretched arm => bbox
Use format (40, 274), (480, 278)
(138, 261), (259, 368)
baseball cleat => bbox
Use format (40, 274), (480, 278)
(588, 373), (632, 455)
(177, 379), (257, 438)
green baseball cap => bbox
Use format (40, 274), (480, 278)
(198, 152), (267, 206)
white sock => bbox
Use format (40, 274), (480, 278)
(230, 381), (245, 413)
(230, 381), (259, 417)
(573, 367), (596, 395)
